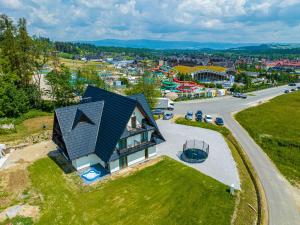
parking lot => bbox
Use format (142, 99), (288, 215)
(156, 119), (240, 189)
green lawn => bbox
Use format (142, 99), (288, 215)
(236, 91), (300, 185)
(0, 110), (53, 143)
(28, 157), (235, 225)
(175, 118), (260, 225)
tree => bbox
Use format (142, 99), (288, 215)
(0, 82), (29, 117)
(32, 36), (52, 92)
(231, 83), (242, 93)
(119, 77), (129, 86)
(46, 65), (75, 106)
(0, 14), (43, 117)
(125, 73), (160, 109)
(177, 72), (192, 81)
(74, 66), (107, 96)
(216, 83), (223, 89)
(16, 18), (34, 86)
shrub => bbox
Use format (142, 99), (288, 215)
(39, 100), (55, 112)
(0, 83), (30, 117)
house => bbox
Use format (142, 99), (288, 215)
(52, 86), (165, 173)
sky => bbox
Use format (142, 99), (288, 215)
(1, 0), (300, 43)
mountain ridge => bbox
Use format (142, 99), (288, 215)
(78, 39), (258, 50)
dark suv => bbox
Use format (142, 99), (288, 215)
(195, 110), (203, 121)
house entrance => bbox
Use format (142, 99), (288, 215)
(119, 156), (128, 169)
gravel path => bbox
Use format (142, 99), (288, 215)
(1, 141), (56, 170)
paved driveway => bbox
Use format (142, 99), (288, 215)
(156, 119), (240, 189)
(173, 85), (300, 224)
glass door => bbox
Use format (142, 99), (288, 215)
(145, 148), (149, 159)
(119, 156), (128, 169)
(141, 132), (148, 142)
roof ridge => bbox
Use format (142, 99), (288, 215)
(94, 101), (104, 154)
(87, 85), (137, 103)
(55, 99), (104, 112)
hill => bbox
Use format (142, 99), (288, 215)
(81, 39), (257, 50)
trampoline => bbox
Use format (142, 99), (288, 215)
(181, 139), (209, 163)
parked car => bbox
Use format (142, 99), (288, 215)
(284, 89), (290, 93)
(240, 94), (247, 99)
(288, 83), (296, 86)
(204, 115), (213, 123)
(195, 110), (203, 121)
(233, 92), (241, 98)
(215, 117), (224, 126)
(233, 92), (247, 99)
(185, 111), (193, 120)
(163, 112), (173, 120)
(152, 109), (164, 116)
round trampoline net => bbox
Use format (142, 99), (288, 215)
(181, 139), (209, 163)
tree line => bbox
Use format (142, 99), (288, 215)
(0, 14), (160, 119)
(0, 14), (110, 118)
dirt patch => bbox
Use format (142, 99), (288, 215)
(0, 166), (29, 210)
(2, 141), (56, 169)
(22, 117), (52, 132)
(19, 205), (40, 219)
(0, 141), (55, 210)
(0, 204), (39, 223)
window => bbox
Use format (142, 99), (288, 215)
(131, 116), (137, 128)
(118, 138), (127, 149)
(141, 132), (148, 142)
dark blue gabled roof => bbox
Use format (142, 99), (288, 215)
(83, 86), (138, 162)
(54, 101), (104, 160)
(54, 86), (165, 163)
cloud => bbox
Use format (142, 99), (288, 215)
(0, 0), (300, 42)
(0, 0), (22, 9)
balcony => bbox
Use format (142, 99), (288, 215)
(123, 122), (154, 138)
(117, 140), (156, 156)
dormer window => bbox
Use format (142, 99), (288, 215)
(72, 109), (94, 130)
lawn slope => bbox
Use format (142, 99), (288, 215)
(0, 110), (53, 143)
(29, 157), (235, 225)
(236, 91), (300, 185)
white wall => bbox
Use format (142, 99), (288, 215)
(109, 160), (120, 173)
(128, 150), (145, 166)
(148, 146), (156, 157)
(127, 107), (145, 129)
(72, 153), (104, 170)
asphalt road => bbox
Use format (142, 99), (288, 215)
(174, 85), (300, 225)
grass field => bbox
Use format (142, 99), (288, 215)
(22, 157), (235, 225)
(0, 110), (53, 143)
(59, 58), (104, 69)
(175, 118), (260, 225)
(174, 65), (227, 74)
(236, 91), (300, 186)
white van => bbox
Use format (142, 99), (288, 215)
(156, 98), (174, 110)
